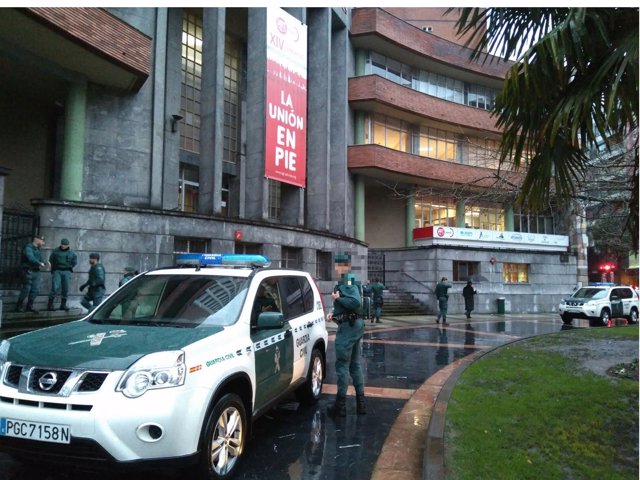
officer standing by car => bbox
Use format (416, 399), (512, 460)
(47, 238), (78, 311)
(80, 253), (106, 312)
(14, 235), (48, 313)
(326, 253), (366, 417)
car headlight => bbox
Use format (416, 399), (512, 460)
(117, 351), (185, 398)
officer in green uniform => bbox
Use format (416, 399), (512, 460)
(435, 276), (452, 324)
(370, 278), (386, 324)
(47, 238), (78, 311)
(15, 235), (47, 313)
(80, 253), (106, 312)
(119, 267), (137, 287)
(327, 253), (366, 417)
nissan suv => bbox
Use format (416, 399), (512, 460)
(0, 254), (328, 479)
(558, 284), (639, 326)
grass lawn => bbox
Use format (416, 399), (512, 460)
(445, 325), (639, 480)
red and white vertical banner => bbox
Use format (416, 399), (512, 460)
(265, 8), (308, 188)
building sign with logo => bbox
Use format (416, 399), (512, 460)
(265, 8), (307, 188)
(413, 226), (569, 252)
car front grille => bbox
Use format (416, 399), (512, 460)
(2, 364), (109, 397)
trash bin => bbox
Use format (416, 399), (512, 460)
(497, 297), (506, 314)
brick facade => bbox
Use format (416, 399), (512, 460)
(349, 75), (501, 136)
(25, 8), (151, 79)
(351, 7), (510, 81)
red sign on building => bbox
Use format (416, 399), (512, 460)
(265, 8), (308, 188)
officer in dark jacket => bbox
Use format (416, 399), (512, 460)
(435, 276), (452, 324)
(462, 280), (477, 319)
(47, 238), (78, 311)
(80, 253), (106, 312)
(15, 235), (48, 313)
(326, 253), (366, 417)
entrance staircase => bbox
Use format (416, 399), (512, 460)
(376, 287), (430, 316)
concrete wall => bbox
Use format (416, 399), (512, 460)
(16, 200), (366, 309)
(365, 183), (406, 248)
(383, 246), (578, 314)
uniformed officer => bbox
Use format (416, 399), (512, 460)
(80, 253), (106, 312)
(14, 235), (48, 313)
(326, 253), (366, 417)
(47, 238), (78, 311)
(435, 276), (453, 324)
(370, 278), (386, 324)
(119, 266), (137, 287)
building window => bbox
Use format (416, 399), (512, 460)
(268, 180), (281, 221)
(178, 163), (199, 213)
(282, 247), (302, 269)
(174, 236), (209, 253)
(224, 34), (242, 164)
(365, 51), (497, 111)
(417, 126), (458, 162)
(453, 261), (480, 281)
(180, 9), (203, 153)
(365, 113), (411, 152)
(503, 263), (528, 284)
(235, 242), (261, 255)
(514, 211), (555, 234)
(414, 196), (456, 228)
(464, 206), (505, 231)
(221, 175), (230, 217)
(316, 251), (332, 281)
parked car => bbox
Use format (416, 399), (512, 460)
(0, 254), (328, 479)
(558, 284), (639, 326)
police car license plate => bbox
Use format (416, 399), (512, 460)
(1, 418), (70, 444)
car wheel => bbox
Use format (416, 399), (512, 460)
(561, 313), (573, 325)
(199, 393), (247, 480)
(599, 308), (611, 327)
(296, 348), (324, 405)
(627, 308), (639, 324)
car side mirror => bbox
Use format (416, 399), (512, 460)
(257, 311), (284, 329)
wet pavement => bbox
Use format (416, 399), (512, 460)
(0, 313), (599, 479)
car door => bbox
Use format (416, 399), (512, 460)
(618, 288), (633, 316)
(251, 276), (294, 410)
(278, 275), (315, 381)
(610, 288), (625, 318)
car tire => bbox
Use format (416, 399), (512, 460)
(198, 393), (247, 480)
(561, 313), (573, 325)
(296, 348), (324, 405)
(599, 308), (611, 327)
(627, 308), (639, 324)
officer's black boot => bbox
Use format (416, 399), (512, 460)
(60, 299), (69, 311)
(26, 300), (39, 314)
(356, 394), (367, 415)
(47, 299), (55, 311)
(14, 301), (24, 313)
(328, 395), (346, 417)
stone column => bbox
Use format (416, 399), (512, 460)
(306, 8), (332, 232)
(355, 175), (365, 241)
(406, 187), (415, 246)
(456, 200), (466, 228)
(60, 81), (87, 201)
(199, 8), (226, 215)
(504, 202), (514, 231)
(150, 8), (168, 209)
(244, 8), (269, 221)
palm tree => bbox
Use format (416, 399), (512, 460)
(448, 8), (638, 249)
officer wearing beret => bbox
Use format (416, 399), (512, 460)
(47, 238), (78, 311)
(326, 252), (366, 417)
(14, 235), (48, 313)
(80, 253), (106, 312)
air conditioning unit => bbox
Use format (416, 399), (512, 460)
(422, 26), (433, 32)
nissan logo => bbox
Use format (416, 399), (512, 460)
(38, 372), (58, 391)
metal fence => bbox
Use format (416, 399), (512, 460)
(368, 249), (385, 285)
(1, 210), (39, 289)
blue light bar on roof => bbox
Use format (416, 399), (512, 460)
(175, 253), (271, 268)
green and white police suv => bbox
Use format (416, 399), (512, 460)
(0, 254), (328, 479)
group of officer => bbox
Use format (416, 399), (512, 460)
(14, 235), (107, 314)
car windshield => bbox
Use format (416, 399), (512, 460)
(572, 288), (607, 300)
(90, 274), (250, 327)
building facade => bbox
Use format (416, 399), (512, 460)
(0, 7), (582, 314)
